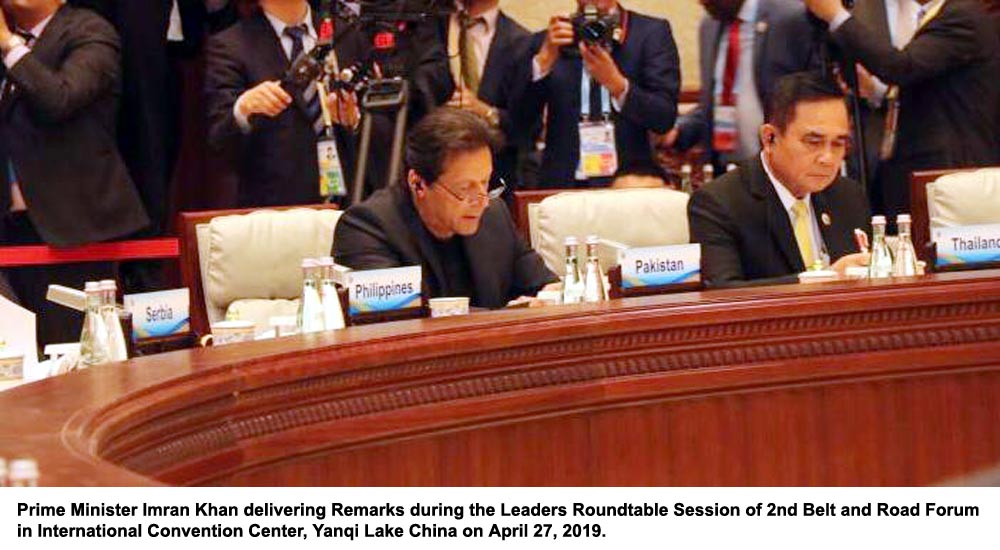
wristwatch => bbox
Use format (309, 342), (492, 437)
(1, 33), (25, 54)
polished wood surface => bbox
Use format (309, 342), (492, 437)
(3, 271), (1000, 486)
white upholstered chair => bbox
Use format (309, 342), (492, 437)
(528, 188), (691, 274)
(179, 206), (342, 335)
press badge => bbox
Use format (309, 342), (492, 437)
(712, 104), (738, 153)
(575, 120), (619, 180)
(317, 138), (347, 198)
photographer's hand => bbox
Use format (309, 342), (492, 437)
(580, 42), (628, 101)
(534, 16), (574, 77)
(804, 0), (848, 23)
(0, 9), (13, 49)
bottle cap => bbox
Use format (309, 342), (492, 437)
(8, 458), (38, 482)
(871, 215), (886, 225)
(317, 257), (334, 267)
(896, 213), (911, 223)
(681, 164), (692, 173)
(564, 236), (579, 246)
(585, 234), (600, 245)
(84, 281), (100, 293)
(301, 258), (317, 269)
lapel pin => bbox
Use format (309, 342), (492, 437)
(821, 212), (832, 226)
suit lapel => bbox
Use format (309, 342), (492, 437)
(397, 187), (449, 295)
(749, 158), (803, 273)
(478, 13), (508, 103)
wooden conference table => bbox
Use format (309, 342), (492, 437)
(2, 270), (1000, 486)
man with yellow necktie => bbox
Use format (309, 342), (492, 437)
(688, 73), (871, 288)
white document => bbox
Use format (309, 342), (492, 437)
(0, 294), (38, 380)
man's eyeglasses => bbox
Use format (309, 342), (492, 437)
(436, 178), (507, 204)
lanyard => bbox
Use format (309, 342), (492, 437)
(580, 70), (611, 120)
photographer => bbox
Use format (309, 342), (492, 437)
(805, 0), (1000, 222)
(510, 0), (680, 188)
(205, 0), (367, 207)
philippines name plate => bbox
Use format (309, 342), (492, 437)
(347, 266), (422, 315)
(932, 223), (1000, 267)
(618, 244), (701, 289)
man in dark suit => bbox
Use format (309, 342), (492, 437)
(511, 0), (680, 187)
(334, 108), (558, 308)
(806, 0), (1000, 223)
(664, 0), (819, 174)
(0, 0), (149, 343)
(205, 0), (368, 207)
(440, 0), (533, 191)
(689, 73), (870, 287)
(71, 0), (238, 233)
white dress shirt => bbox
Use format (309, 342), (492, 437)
(711, 0), (764, 158)
(455, 6), (499, 80)
(760, 153), (827, 266)
(233, 5), (318, 132)
(168, 0), (185, 42)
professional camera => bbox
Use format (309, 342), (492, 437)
(571, 4), (620, 51)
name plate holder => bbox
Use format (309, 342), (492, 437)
(342, 266), (428, 326)
(931, 224), (1000, 273)
(607, 244), (703, 299)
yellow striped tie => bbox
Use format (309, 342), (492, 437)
(792, 199), (815, 268)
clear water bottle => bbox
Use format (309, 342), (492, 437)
(317, 257), (345, 331)
(79, 282), (111, 368)
(680, 163), (693, 194)
(98, 280), (128, 362)
(561, 237), (584, 304)
(868, 216), (894, 279)
(892, 214), (919, 277)
(582, 235), (607, 303)
(297, 259), (325, 333)
(702, 164), (715, 186)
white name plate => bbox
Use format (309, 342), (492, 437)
(348, 266), (422, 315)
(124, 288), (191, 339)
(618, 244), (701, 289)
(932, 223), (1000, 267)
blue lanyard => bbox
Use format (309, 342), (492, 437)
(580, 70), (611, 119)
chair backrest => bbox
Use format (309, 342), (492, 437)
(911, 167), (1000, 263)
(529, 188), (691, 274)
(178, 204), (342, 336)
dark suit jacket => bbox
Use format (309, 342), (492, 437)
(833, 0), (1000, 170)
(676, 0), (819, 164)
(71, 0), (234, 232)
(205, 11), (367, 207)
(438, 12), (533, 188)
(333, 184), (557, 308)
(688, 157), (870, 287)
(0, 6), (149, 246)
(846, 0), (892, 187)
(512, 9), (681, 186)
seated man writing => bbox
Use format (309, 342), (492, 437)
(334, 107), (558, 308)
(688, 72), (870, 287)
